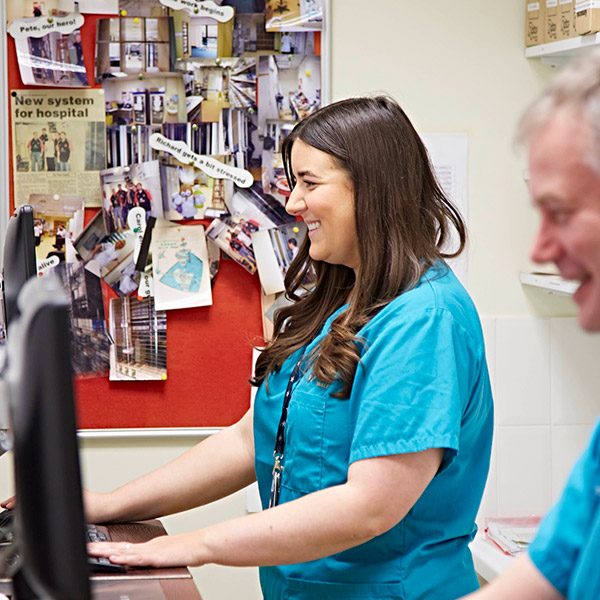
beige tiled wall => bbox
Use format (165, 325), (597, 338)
(477, 317), (599, 527)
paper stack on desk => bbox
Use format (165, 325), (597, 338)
(485, 516), (542, 556)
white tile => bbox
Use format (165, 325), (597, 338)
(551, 424), (596, 503)
(495, 318), (551, 426)
(476, 433), (498, 529)
(495, 426), (552, 516)
(550, 318), (600, 425)
(480, 318), (496, 399)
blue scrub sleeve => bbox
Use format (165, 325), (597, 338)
(348, 307), (475, 469)
(528, 420), (600, 596)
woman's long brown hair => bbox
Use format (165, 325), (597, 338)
(251, 96), (466, 398)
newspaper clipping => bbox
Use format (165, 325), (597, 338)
(11, 88), (106, 207)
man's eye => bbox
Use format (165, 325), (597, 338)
(550, 210), (570, 224)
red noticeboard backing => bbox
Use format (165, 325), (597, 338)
(7, 14), (264, 430)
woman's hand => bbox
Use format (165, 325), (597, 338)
(87, 532), (206, 568)
(0, 497), (15, 511)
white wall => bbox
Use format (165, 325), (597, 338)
(78, 436), (263, 600)
(1, 3), (596, 599)
(478, 317), (600, 525)
(331, 0), (568, 318)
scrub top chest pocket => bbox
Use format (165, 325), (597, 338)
(280, 375), (351, 498)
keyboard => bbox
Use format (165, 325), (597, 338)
(0, 509), (126, 574)
(86, 524), (126, 574)
(0, 509), (14, 530)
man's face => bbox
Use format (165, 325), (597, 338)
(529, 108), (600, 331)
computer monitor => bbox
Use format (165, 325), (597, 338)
(1, 205), (37, 331)
(3, 274), (91, 599)
(0, 205), (37, 450)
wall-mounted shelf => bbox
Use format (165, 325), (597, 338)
(520, 272), (578, 295)
(526, 33), (600, 67)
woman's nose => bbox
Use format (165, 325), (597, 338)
(285, 186), (307, 216)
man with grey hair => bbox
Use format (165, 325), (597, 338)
(463, 49), (600, 600)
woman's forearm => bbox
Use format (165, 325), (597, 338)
(86, 410), (256, 524)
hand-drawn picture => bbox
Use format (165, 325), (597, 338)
(151, 224), (213, 311)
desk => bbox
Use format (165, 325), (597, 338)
(469, 531), (516, 584)
(0, 520), (202, 600)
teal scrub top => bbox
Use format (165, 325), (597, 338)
(253, 265), (494, 600)
(529, 418), (600, 600)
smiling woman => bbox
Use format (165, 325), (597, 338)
(285, 139), (358, 270)
(85, 95), (493, 600)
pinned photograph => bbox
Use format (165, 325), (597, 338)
(160, 161), (215, 221)
(53, 261), (111, 377)
(109, 296), (167, 381)
(151, 224), (213, 311)
(261, 120), (295, 202)
(226, 182), (295, 229)
(95, 15), (174, 80)
(14, 27), (89, 88)
(232, 13), (278, 55)
(6, 1), (118, 21)
(258, 54), (321, 124)
(26, 193), (85, 265)
(11, 89), (107, 207)
(265, 0), (323, 32)
(85, 231), (140, 297)
(207, 180), (295, 274)
(251, 220), (307, 295)
(99, 160), (164, 235)
(73, 210), (107, 263)
(206, 214), (259, 275)
(14, 122), (104, 173)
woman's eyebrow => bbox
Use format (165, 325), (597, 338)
(295, 169), (322, 179)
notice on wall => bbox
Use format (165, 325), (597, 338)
(11, 88), (106, 207)
(420, 132), (468, 287)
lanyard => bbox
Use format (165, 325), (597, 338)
(268, 352), (305, 508)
